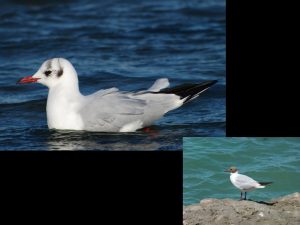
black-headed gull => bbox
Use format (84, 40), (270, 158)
(225, 166), (273, 200)
(17, 58), (217, 132)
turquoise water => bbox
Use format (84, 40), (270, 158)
(183, 137), (300, 205)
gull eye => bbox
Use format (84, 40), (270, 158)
(44, 70), (52, 76)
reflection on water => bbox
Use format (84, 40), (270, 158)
(44, 125), (196, 150)
(46, 129), (163, 151)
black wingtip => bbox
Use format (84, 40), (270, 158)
(157, 80), (218, 104)
(259, 182), (273, 186)
(182, 80), (217, 103)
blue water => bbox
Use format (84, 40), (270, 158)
(0, 0), (225, 150)
(183, 137), (300, 205)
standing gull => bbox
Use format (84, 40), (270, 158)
(17, 58), (217, 132)
(225, 166), (273, 200)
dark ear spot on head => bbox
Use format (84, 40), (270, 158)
(57, 69), (63, 77)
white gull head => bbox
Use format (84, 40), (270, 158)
(32, 58), (79, 89)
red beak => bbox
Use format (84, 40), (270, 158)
(17, 75), (40, 84)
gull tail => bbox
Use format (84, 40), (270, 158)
(158, 80), (217, 104)
(258, 181), (273, 188)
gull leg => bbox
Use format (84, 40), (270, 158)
(240, 192), (243, 200)
(244, 192), (247, 200)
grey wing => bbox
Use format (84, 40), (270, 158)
(79, 89), (147, 131)
(79, 79), (183, 131)
(235, 174), (259, 189)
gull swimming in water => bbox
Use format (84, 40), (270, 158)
(17, 58), (217, 132)
(225, 166), (273, 200)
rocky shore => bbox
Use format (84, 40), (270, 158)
(183, 192), (300, 225)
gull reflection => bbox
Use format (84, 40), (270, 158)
(46, 129), (164, 151)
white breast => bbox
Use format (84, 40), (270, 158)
(46, 87), (84, 130)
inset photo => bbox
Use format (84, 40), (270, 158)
(183, 137), (300, 225)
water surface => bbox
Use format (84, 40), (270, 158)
(0, 0), (225, 150)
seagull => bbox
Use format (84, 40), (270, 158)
(17, 58), (217, 132)
(225, 166), (273, 200)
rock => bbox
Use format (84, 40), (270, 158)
(183, 192), (300, 225)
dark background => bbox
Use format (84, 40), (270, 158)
(227, 0), (299, 136)
(1, 151), (182, 224)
